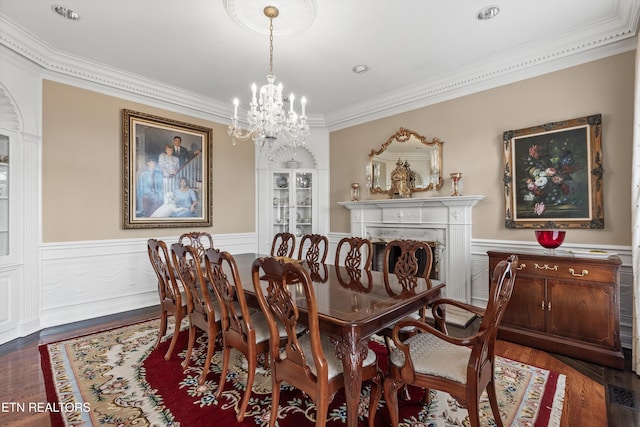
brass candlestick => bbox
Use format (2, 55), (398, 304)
(351, 183), (360, 201)
(450, 172), (463, 196)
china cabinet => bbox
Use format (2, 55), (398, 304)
(271, 170), (316, 238)
(488, 250), (624, 369)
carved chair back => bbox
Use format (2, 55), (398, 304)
(203, 247), (260, 421)
(383, 239), (433, 296)
(178, 231), (214, 260)
(148, 238), (182, 312)
(170, 242), (220, 383)
(475, 254), (519, 367)
(147, 238), (186, 359)
(334, 237), (373, 289)
(297, 233), (329, 264)
(270, 232), (296, 258)
(204, 248), (251, 343)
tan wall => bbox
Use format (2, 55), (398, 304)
(330, 52), (635, 246)
(42, 81), (255, 242)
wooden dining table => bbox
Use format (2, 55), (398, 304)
(230, 253), (445, 427)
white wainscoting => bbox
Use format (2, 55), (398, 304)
(39, 233), (257, 329)
(37, 233), (633, 350)
(329, 233), (633, 349)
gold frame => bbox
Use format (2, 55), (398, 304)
(369, 127), (444, 197)
(503, 114), (603, 229)
(122, 109), (213, 229)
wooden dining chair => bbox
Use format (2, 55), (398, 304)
(171, 242), (221, 385)
(251, 256), (383, 427)
(178, 231), (214, 260)
(383, 254), (519, 427)
(380, 239), (434, 337)
(147, 238), (187, 361)
(203, 248), (286, 422)
(270, 232), (296, 258)
(334, 237), (373, 290)
(297, 233), (328, 264)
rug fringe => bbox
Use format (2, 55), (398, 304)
(549, 374), (566, 427)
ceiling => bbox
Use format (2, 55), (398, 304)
(0, 0), (638, 130)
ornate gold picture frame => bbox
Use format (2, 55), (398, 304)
(122, 109), (213, 229)
(503, 114), (603, 229)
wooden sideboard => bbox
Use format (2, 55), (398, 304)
(488, 251), (624, 369)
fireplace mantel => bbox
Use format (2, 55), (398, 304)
(338, 195), (484, 303)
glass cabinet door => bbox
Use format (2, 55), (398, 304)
(0, 135), (8, 256)
(273, 171), (291, 235)
(294, 171), (313, 237)
(272, 170), (314, 238)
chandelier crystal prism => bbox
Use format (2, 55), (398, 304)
(228, 5), (310, 152)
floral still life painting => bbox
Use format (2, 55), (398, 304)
(503, 114), (603, 229)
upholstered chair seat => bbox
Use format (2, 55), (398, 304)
(250, 310), (289, 343)
(289, 333), (378, 380)
(389, 332), (471, 383)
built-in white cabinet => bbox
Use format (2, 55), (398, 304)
(272, 170), (316, 238)
(0, 135), (8, 256)
(256, 141), (329, 256)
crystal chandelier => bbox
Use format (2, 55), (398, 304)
(228, 5), (310, 152)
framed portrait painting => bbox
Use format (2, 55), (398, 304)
(503, 114), (603, 229)
(122, 109), (213, 229)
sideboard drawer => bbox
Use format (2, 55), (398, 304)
(515, 258), (617, 283)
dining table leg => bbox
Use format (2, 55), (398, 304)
(334, 328), (369, 427)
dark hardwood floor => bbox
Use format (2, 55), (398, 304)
(554, 349), (640, 427)
(0, 306), (637, 426)
(448, 318), (640, 427)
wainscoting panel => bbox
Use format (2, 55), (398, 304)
(39, 233), (257, 329)
(0, 267), (20, 343)
(37, 234), (633, 350)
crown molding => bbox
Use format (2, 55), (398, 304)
(325, 34), (638, 131)
(1, 8), (637, 132)
(0, 15), (232, 122)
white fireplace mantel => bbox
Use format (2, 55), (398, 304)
(338, 195), (484, 303)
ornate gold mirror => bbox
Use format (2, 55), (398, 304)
(368, 128), (443, 197)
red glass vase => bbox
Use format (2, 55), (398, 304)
(535, 230), (566, 254)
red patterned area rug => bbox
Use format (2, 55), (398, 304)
(40, 319), (565, 426)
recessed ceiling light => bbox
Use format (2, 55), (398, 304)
(476, 6), (499, 21)
(52, 5), (80, 21)
(352, 65), (369, 74)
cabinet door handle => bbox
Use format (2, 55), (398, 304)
(568, 268), (588, 277)
(516, 263), (526, 270)
(547, 301), (551, 311)
(534, 263), (558, 271)
(541, 301), (545, 310)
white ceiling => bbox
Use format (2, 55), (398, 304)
(0, 0), (638, 130)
